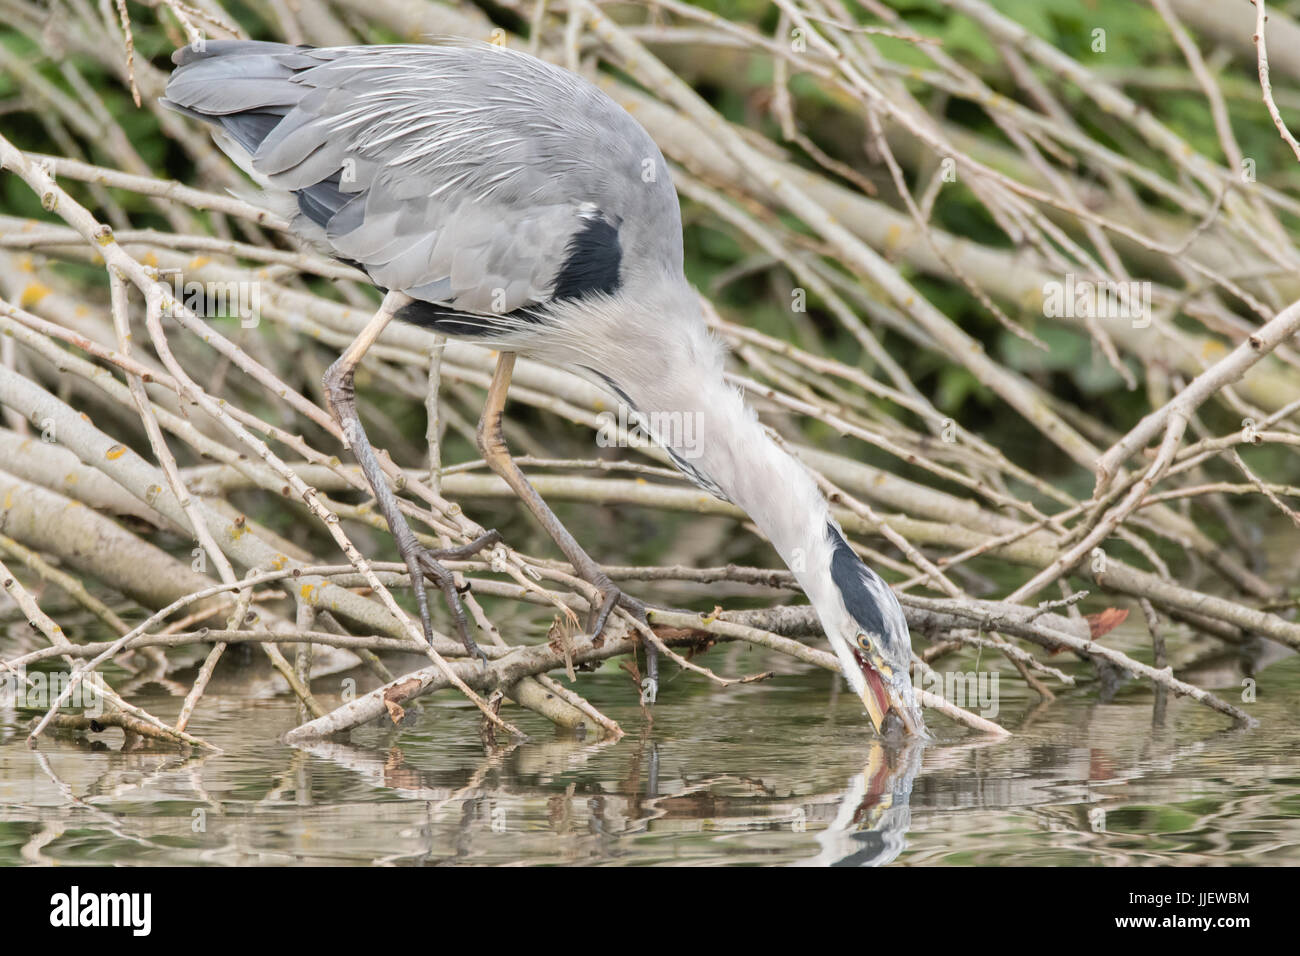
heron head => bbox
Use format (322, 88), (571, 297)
(820, 523), (928, 738)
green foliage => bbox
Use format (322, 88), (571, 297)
(999, 326), (1127, 395)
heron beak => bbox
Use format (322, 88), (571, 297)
(856, 653), (891, 735)
(854, 639), (929, 738)
(861, 685), (888, 735)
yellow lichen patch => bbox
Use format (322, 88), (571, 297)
(105, 444), (126, 460)
(270, 554), (288, 571)
(188, 255), (210, 270)
(64, 472), (78, 485)
(1201, 338), (1228, 361)
(19, 282), (50, 307)
(300, 583), (316, 602)
(3, 491), (13, 510)
(884, 223), (905, 255)
(141, 251), (159, 267)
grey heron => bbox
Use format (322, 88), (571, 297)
(161, 38), (927, 736)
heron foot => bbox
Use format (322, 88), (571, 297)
(400, 529), (503, 665)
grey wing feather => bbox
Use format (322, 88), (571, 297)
(161, 41), (683, 316)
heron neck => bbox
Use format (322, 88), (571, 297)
(611, 357), (835, 590)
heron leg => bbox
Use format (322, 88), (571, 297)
(323, 291), (496, 663)
(477, 351), (658, 703)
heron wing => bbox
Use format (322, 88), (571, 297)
(163, 41), (679, 316)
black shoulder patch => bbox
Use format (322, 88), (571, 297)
(827, 522), (890, 639)
(552, 215), (621, 301)
(395, 299), (542, 338)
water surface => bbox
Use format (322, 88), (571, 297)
(2, 625), (1296, 865)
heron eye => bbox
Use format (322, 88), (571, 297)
(856, 634), (870, 650)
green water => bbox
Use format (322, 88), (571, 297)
(1, 623), (1297, 865)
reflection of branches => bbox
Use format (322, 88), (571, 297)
(8, 683), (1276, 864)
(24, 746), (218, 862)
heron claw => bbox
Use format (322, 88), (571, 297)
(404, 530), (503, 663)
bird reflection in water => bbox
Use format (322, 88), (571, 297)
(799, 739), (927, 867)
